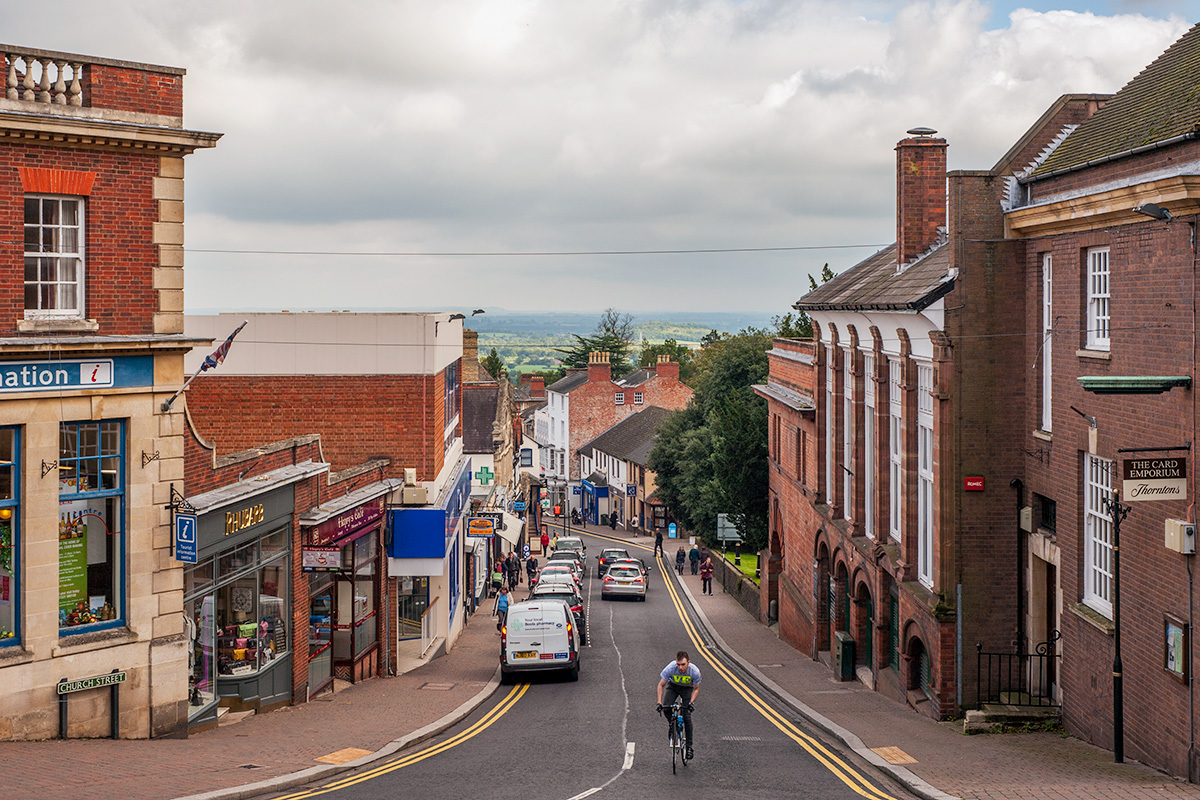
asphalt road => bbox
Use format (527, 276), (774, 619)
(267, 532), (917, 800)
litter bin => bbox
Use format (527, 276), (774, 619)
(599, 513), (608, 526)
(833, 630), (855, 682)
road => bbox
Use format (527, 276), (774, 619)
(266, 532), (917, 800)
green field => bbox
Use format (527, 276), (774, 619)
(478, 320), (716, 374)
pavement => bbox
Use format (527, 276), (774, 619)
(3, 520), (1199, 800)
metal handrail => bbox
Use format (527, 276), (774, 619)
(420, 596), (441, 658)
(975, 631), (1061, 710)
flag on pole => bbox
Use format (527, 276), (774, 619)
(201, 321), (247, 372)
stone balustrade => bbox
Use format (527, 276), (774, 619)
(5, 52), (84, 107)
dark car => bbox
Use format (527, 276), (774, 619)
(547, 549), (587, 578)
(530, 581), (587, 644)
(596, 548), (632, 578)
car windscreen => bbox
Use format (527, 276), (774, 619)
(600, 551), (628, 559)
(609, 566), (640, 578)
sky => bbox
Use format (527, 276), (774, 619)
(4, 2), (1197, 315)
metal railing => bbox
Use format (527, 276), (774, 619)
(420, 596), (441, 658)
(976, 631), (1061, 709)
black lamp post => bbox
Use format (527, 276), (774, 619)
(1101, 488), (1130, 763)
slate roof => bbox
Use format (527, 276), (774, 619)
(547, 370), (589, 394)
(794, 243), (954, 312)
(462, 384), (498, 453)
(618, 368), (654, 387)
(1033, 23), (1200, 177)
(579, 406), (674, 466)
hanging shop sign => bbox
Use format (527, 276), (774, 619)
(302, 546), (341, 571)
(1122, 458), (1187, 502)
(308, 496), (385, 547)
(467, 517), (495, 538)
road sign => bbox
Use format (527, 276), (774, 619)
(716, 513), (743, 544)
(626, 484), (636, 497)
(668, 522), (678, 539)
(175, 514), (197, 563)
(523, 544), (531, 559)
(572, 486), (582, 495)
(513, 501), (526, 511)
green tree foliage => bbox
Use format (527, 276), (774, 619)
(554, 308), (636, 378)
(649, 328), (772, 551)
(638, 338), (695, 381)
(480, 347), (506, 381)
(770, 263), (836, 341)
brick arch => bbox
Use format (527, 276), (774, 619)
(902, 623), (932, 694)
(769, 495), (783, 557)
(853, 576), (874, 668)
(846, 323), (860, 350)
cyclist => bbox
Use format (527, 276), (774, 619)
(656, 650), (701, 760)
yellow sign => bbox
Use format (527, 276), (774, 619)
(467, 517), (495, 537)
(226, 504), (264, 535)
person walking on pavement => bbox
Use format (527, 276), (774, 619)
(675, 546), (686, 574)
(689, 544), (700, 575)
(507, 552), (522, 587)
(654, 529), (665, 558)
(526, 554), (539, 586)
(700, 557), (714, 595)
(540, 530), (550, 553)
(609, 512), (617, 531)
(699, 545), (710, 565)
(495, 586), (510, 630)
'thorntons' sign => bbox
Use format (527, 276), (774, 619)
(1122, 458), (1187, 502)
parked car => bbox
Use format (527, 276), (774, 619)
(602, 563), (647, 600)
(531, 582), (587, 644)
(538, 564), (581, 589)
(596, 548), (632, 578)
(500, 599), (581, 683)
(554, 536), (587, 559)
(546, 549), (586, 580)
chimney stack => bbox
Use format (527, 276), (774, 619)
(529, 376), (545, 399)
(587, 351), (611, 383)
(462, 329), (482, 381)
(655, 354), (680, 382)
(895, 128), (947, 269)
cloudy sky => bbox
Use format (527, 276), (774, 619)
(6, 2), (1196, 314)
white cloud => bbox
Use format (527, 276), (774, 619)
(2, 1), (1191, 312)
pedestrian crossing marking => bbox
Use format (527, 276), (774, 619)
(871, 746), (918, 765)
(315, 747), (373, 765)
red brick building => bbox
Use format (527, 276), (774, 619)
(0, 45), (219, 739)
(1004, 25), (1200, 780)
(765, 109), (1100, 719)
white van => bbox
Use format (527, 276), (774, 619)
(500, 599), (580, 683)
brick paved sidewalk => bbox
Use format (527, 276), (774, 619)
(677, 570), (1200, 800)
(0, 610), (500, 800)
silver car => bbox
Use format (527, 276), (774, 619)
(601, 563), (647, 600)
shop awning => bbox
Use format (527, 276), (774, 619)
(497, 512), (524, 545)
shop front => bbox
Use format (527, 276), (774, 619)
(300, 480), (398, 691)
(185, 469), (321, 730)
(581, 474), (610, 525)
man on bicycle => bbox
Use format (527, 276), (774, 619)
(656, 650), (701, 760)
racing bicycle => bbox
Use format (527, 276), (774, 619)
(665, 699), (691, 773)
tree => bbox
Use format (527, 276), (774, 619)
(480, 347), (506, 381)
(649, 328), (773, 550)
(554, 308), (637, 378)
(770, 263), (836, 341)
(638, 338), (695, 381)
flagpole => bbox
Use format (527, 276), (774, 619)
(160, 320), (248, 413)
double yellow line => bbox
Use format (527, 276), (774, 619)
(272, 684), (529, 800)
(654, 550), (899, 800)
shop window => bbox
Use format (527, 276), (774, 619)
(58, 420), (124, 631)
(0, 428), (19, 645)
(333, 530), (379, 665)
(184, 528), (289, 718)
(24, 195), (84, 317)
(308, 572), (334, 694)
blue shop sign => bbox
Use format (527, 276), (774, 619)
(0, 356), (153, 393)
(387, 458), (472, 560)
(175, 514), (198, 563)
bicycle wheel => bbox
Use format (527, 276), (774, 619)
(670, 717), (678, 774)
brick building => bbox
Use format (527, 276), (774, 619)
(578, 405), (674, 533)
(535, 352), (691, 515)
(771, 111), (1095, 718)
(182, 312), (470, 681)
(1004, 24), (1200, 779)
(0, 45), (219, 739)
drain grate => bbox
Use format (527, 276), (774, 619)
(720, 735), (763, 742)
(419, 682), (456, 691)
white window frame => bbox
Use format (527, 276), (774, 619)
(1084, 454), (1114, 618)
(1086, 247), (1110, 351)
(615, 392), (624, 406)
(825, 358), (834, 505)
(917, 364), (934, 588)
(24, 195), (85, 318)
(634, 391), (643, 405)
(863, 353), (875, 539)
(843, 351), (853, 522)
(1041, 253), (1053, 432)
(888, 359), (903, 543)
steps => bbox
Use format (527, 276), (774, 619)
(964, 702), (1060, 734)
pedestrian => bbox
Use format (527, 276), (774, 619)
(496, 586), (510, 629)
(675, 546), (686, 574)
(540, 530), (550, 553)
(654, 529), (664, 558)
(552, 534), (559, 551)
(526, 554), (539, 585)
(507, 552), (522, 587)
(689, 544), (700, 575)
(700, 557), (714, 595)
(491, 561), (504, 596)
(609, 513), (617, 531)
(699, 545), (709, 565)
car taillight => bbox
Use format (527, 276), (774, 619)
(604, 575), (615, 582)
(572, 605), (582, 613)
(501, 626), (507, 647)
(634, 577), (644, 583)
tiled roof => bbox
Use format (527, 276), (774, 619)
(794, 243), (953, 312)
(618, 368), (654, 387)
(579, 406), (674, 466)
(547, 370), (589, 394)
(1033, 23), (1200, 177)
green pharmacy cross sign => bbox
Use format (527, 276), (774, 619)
(475, 466), (495, 486)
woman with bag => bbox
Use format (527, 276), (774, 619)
(700, 557), (714, 596)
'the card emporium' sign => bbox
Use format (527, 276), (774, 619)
(1122, 458), (1188, 502)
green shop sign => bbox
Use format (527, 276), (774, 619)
(58, 532), (87, 613)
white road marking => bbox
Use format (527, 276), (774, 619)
(565, 789), (602, 800)
(623, 742), (636, 770)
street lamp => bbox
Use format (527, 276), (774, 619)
(1100, 488), (1130, 763)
